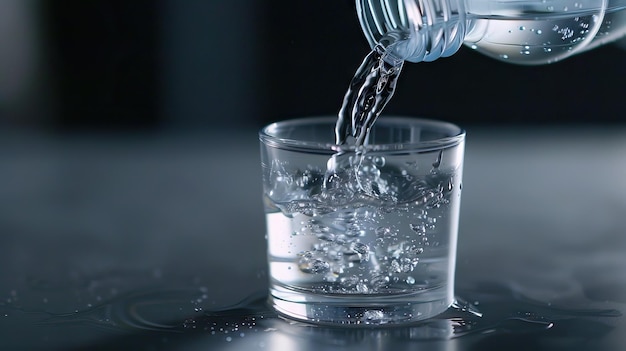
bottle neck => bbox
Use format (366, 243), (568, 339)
(357, 0), (467, 63)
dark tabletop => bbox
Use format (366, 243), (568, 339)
(1, 126), (625, 350)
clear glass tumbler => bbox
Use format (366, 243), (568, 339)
(259, 116), (465, 326)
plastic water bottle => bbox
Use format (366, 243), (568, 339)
(357, 0), (626, 64)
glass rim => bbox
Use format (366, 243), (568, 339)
(259, 116), (465, 153)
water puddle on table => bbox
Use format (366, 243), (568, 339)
(6, 282), (617, 349)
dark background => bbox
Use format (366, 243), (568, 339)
(1, 0), (625, 131)
(1, 3), (625, 349)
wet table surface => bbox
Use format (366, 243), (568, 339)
(1, 126), (625, 350)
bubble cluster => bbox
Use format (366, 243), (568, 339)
(266, 144), (459, 295)
(278, 192), (446, 294)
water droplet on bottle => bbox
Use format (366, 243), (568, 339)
(519, 26), (526, 31)
(406, 276), (416, 285)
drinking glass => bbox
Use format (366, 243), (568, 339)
(259, 116), (465, 326)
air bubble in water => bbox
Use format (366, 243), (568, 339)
(309, 223), (330, 233)
(410, 223), (426, 235)
(345, 224), (366, 237)
(370, 274), (390, 289)
(316, 233), (336, 242)
(350, 242), (369, 255)
(407, 245), (424, 256)
(339, 275), (360, 288)
(295, 169), (321, 188)
(375, 226), (395, 238)
(362, 310), (385, 322)
(357, 163), (381, 179)
(406, 276), (416, 285)
(372, 156), (385, 167)
(387, 243), (404, 259)
(298, 253), (330, 274)
(390, 259), (402, 273)
(356, 282), (369, 293)
(349, 242), (370, 261)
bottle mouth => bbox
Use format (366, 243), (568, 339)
(356, 0), (467, 63)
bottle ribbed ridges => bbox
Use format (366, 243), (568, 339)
(357, 0), (467, 62)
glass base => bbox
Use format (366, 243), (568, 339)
(270, 285), (452, 326)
